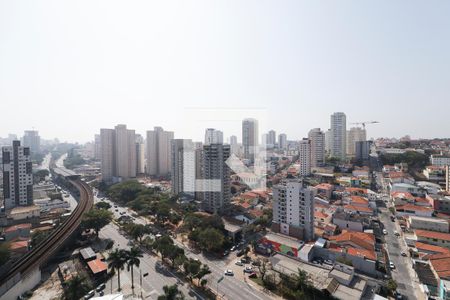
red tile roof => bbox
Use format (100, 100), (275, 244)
(416, 230), (450, 242)
(343, 205), (373, 213)
(4, 223), (32, 233)
(428, 253), (450, 279)
(347, 247), (377, 260)
(416, 242), (450, 254)
(87, 257), (107, 274)
(396, 204), (433, 212)
(350, 196), (369, 205)
(329, 230), (375, 251)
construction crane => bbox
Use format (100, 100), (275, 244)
(350, 121), (380, 130)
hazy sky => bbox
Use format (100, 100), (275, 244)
(1, 1), (449, 143)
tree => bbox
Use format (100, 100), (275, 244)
(125, 223), (148, 243)
(153, 235), (174, 261)
(95, 201), (111, 210)
(183, 259), (201, 283)
(194, 264), (211, 284)
(82, 208), (113, 237)
(157, 284), (184, 300)
(293, 269), (311, 293)
(200, 279), (208, 289)
(30, 230), (50, 248)
(257, 258), (269, 282)
(107, 248), (127, 291)
(167, 245), (185, 268)
(387, 279), (398, 295)
(0, 243), (11, 265)
(126, 246), (143, 291)
(64, 274), (91, 300)
(197, 228), (224, 252)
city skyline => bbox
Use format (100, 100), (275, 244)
(1, 1), (450, 142)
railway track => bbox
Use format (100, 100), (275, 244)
(0, 179), (93, 292)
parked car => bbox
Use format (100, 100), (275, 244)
(401, 251), (407, 257)
(240, 257), (251, 263)
(236, 250), (245, 257)
(251, 260), (261, 266)
(230, 246), (236, 252)
(235, 260), (244, 266)
(244, 266), (253, 273)
(324, 259), (333, 265)
(84, 290), (95, 299)
(389, 262), (395, 270)
(96, 283), (106, 292)
(224, 269), (234, 276)
(394, 231), (400, 237)
(223, 250), (230, 257)
(383, 229), (388, 235)
(249, 272), (258, 278)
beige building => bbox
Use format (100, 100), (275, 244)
(146, 127), (174, 177)
(308, 128), (325, 167)
(242, 118), (258, 162)
(347, 127), (366, 157)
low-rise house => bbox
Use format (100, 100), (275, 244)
(408, 216), (449, 233)
(391, 183), (423, 196)
(396, 204), (433, 218)
(416, 230), (450, 248)
(332, 212), (367, 232)
(424, 165), (447, 183)
(314, 183), (334, 199)
(343, 205), (373, 216)
(3, 223), (31, 241)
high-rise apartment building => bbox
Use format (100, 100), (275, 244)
(135, 134), (145, 175)
(355, 141), (373, 164)
(146, 127), (174, 177)
(272, 179), (315, 241)
(330, 112), (347, 160)
(242, 118), (258, 162)
(298, 139), (311, 176)
(202, 143), (231, 214)
(325, 129), (331, 153)
(267, 130), (276, 147)
(347, 127), (367, 157)
(100, 125), (137, 183)
(204, 128), (223, 145)
(94, 134), (101, 160)
(22, 130), (40, 154)
(229, 135), (237, 146)
(2, 141), (33, 210)
(278, 133), (287, 150)
(171, 139), (196, 198)
(308, 128), (325, 167)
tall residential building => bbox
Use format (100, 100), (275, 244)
(94, 134), (101, 160)
(100, 125), (137, 182)
(204, 128), (223, 145)
(325, 129), (332, 153)
(202, 143), (231, 214)
(146, 127), (174, 177)
(22, 130), (40, 154)
(229, 135), (238, 146)
(355, 141), (373, 164)
(272, 179), (315, 241)
(330, 112), (347, 160)
(267, 130), (276, 146)
(2, 141), (33, 210)
(242, 118), (258, 162)
(298, 139), (311, 176)
(278, 133), (287, 150)
(347, 127), (367, 157)
(308, 128), (325, 167)
(171, 139), (196, 198)
(135, 134), (145, 175)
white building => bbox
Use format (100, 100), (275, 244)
(267, 130), (276, 147)
(325, 129), (332, 153)
(94, 134), (101, 161)
(146, 127), (174, 177)
(22, 130), (40, 154)
(298, 139), (311, 176)
(171, 139), (196, 198)
(100, 125), (137, 183)
(202, 143), (231, 214)
(272, 179), (315, 241)
(330, 112), (347, 160)
(135, 134), (145, 175)
(346, 127), (366, 157)
(431, 154), (450, 167)
(204, 128), (223, 145)
(242, 118), (258, 162)
(278, 133), (287, 150)
(2, 141), (34, 210)
(308, 128), (325, 167)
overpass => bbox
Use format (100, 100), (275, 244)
(0, 178), (93, 299)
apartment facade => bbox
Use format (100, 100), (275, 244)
(171, 139), (196, 198)
(146, 127), (174, 177)
(308, 128), (325, 167)
(22, 130), (40, 154)
(330, 112), (347, 160)
(2, 141), (33, 210)
(278, 133), (287, 150)
(242, 118), (258, 162)
(298, 139), (311, 176)
(272, 180), (315, 241)
(347, 127), (367, 157)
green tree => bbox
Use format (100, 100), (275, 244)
(194, 264), (211, 284)
(183, 259), (201, 283)
(30, 230), (50, 248)
(82, 208), (113, 237)
(387, 279), (398, 295)
(153, 235), (174, 261)
(107, 248), (127, 291)
(0, 243), (11, 265)
(197, 228), (224, 252)
(126, 246), (143, 291)
(157, 284), (184, 300)
(95, 201), (111, 210)
(64, 274), (91, 300)
(167, 245), (185, 268)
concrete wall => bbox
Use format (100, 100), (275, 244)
(0, 267), (41, 300)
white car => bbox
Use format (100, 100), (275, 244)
(383, 229), (388, 235)
(224, 269), (234, 276)
(244, 266), (253, 273)
(235, 260), (244, 266)
(389, 262), (395, 270)
(394, 231), (400, 236)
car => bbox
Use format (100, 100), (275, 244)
(99, 291), (105, 296)
(84, 290), (95, 299)
(391, 216), (396, 222)
(248, 272), (258, 278)
(389, 262), (395, 270)
(324, 259), (333, 265)
(236, 250), (244, 257)
(223, 250), (230, 256)
(251, 260), (261, 266)
(383, 229), (388, 235)
(230, 246), (236, 251)
(114, 205), (118, 208)
(240, 257), (251, 263)
(235, 260), (244, 266)
(394, 231), (400, 236)
(96, 283), (106, 292)
(312, 260), (319, 265)
(244, 266), (253, 273)
(115, 209), (119, 212)
(120, 211), (126, 215)
(401, 251), (407, 257)
(224, 269), (234, 276)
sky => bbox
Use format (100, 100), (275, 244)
(1, 1), (449, 143)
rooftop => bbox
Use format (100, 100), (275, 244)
(416, 229), (450, 242)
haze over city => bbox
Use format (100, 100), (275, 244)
(1, 1), (450, 142)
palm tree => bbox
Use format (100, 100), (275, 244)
(107, 248), (127, 292)
(157, 284), (184, 300)
(64, 274), (91, 300)
(126, 246), (143, 291)
(294, 268), (311, 293)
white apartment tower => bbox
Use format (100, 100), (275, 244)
(202, 143), (231, 214)
(204, 128), (223, 145)
(267, 130), (276, 147)
(308, 128), (325, 167)
(347, 127), (367, 157)
(100, 125), (137, 183)
(242, 118), (258, 162)
(135, 134), (145, 175)
(2, 141), (33, 210)
(146, 127), (174, 177)
(298, 139), (311, 176)
(330, 112), (347, 160)
(22, 130), (40, 154)
(171, 139), (196, 198)
(272, 180), (315, 241)
(278, 133), (287, 150)
(94, 134), (101, 160)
